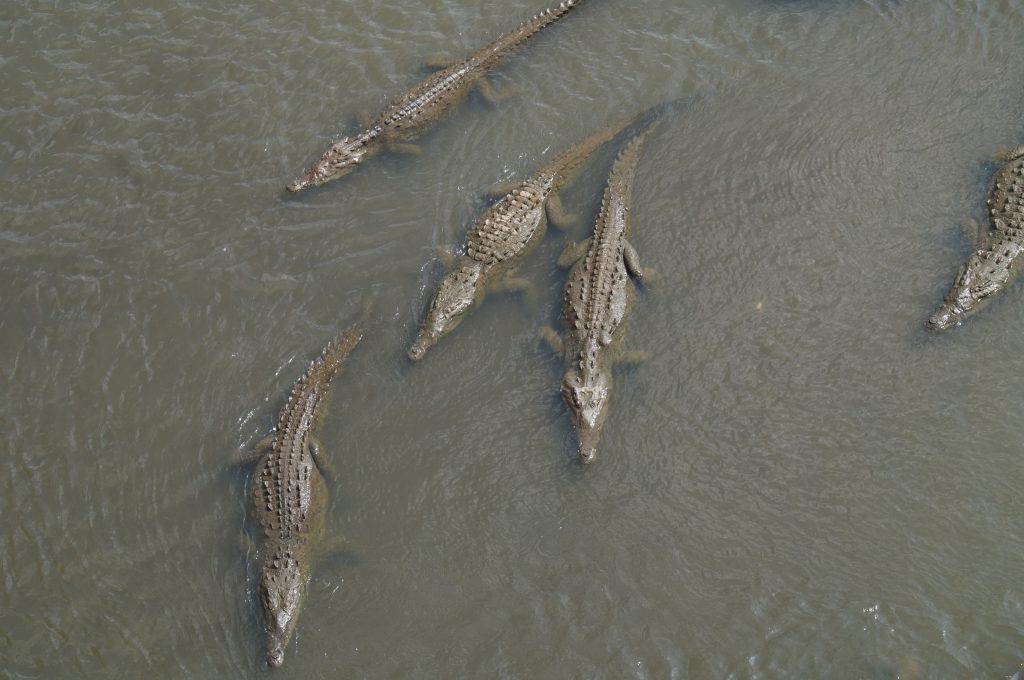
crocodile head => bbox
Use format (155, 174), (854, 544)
(258, 557), (306, 667)
(927, 252), (1006, 330)
(286, 136), (368, 192)
(561, 351), (612, 464)
(408, 265), (482, 360)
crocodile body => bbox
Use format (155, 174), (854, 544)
(287, 0), (586, 193)
(546, 123), (657, 463)
(408, 113), (644, 360)
(245, 325), (363, 667)
(928, 145), (1024, 330)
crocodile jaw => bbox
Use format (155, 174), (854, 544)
(287, 137), (366, 192)
(259, 560), (306, 667)
(926, 303), (965, 331)
(928, 255), (1006, 330)
(561, 364), (611, 464)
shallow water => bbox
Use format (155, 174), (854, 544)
(4, 0), (1024, 677)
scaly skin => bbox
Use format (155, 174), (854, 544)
(928, 145), (1024, 330)
(287, 0), (587, 193)
(408, 112), (645, 360)
(548, 123), (658, 463)
(246, 325), (363, 667)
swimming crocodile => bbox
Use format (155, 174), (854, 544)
(541, 122), (658, 463)
(286, 0), (587, 193)
(242, 325), (363, 667)
(928, 145), (1024, 330)
(408, 111), (648, 361)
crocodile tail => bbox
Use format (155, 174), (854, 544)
(473, 0), (586, 68)
(277, 324), (364, 433)
(543, 96), (694, 184)
(312, 324), (364, 385)
(542, 112), (637, 184)
(608, 119), (661, 194)
(584, 120), (660, 247)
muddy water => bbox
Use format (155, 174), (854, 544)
(4, 0), (1024, 677)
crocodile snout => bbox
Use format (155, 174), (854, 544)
(927, 306), (959, 331)
(407, 333), (435, 361)
(407, 343), (427, 361)
(266, 645), (284, 667)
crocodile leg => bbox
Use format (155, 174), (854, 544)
(539, 326), (564, 354)
(485, 179), (521, 199)
(387, 142), (423, 156)
(435, 247), (457, 269)
(475, 78), (521, 104)
(235, 433), (275, 465)
(307, 438), (336, 481)
(961, 218), (984, 247)
(490, 276), (536, 306)
(239, 529), (258, 556)
(546, 194), (578, 231)
(623, 240), (645, 279)
(994, 145), (1024, 162)
(424, 54), (458, 70)
(557, 238), (591, 268)
(319, 534), (355, 562)
(613, 348), (650, 365)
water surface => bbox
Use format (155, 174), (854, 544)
(4, 0), (1024, 677)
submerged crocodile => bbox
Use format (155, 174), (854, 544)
(241, 325), (363, 667)
(928, 145), (1024, 330)
(408, 111), (650, 361)
(286, 0), (587, 193)
(541, 122), (658, 463)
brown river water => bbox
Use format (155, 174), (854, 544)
(4, 0), (1024, 677)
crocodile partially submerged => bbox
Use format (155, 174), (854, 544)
(242, 325), (363, 667)
(408, 112), (648, 361)
(541, 122), (658, 463)
(286, 0), (587, 193)
(928, 145), (1024, 330)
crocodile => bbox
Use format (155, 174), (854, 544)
(242, 325), (363, 667)
(286, 0), (587, 193)
(408, 111), (651, 361)
(541, 122), (658, 463)
(928, 144), (1024, 330)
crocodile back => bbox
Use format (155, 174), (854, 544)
(374, 62), (478, 139)
(466, 176), (552, 267)
(253, 325), (363, 542)
(565, 124), (657, 340)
